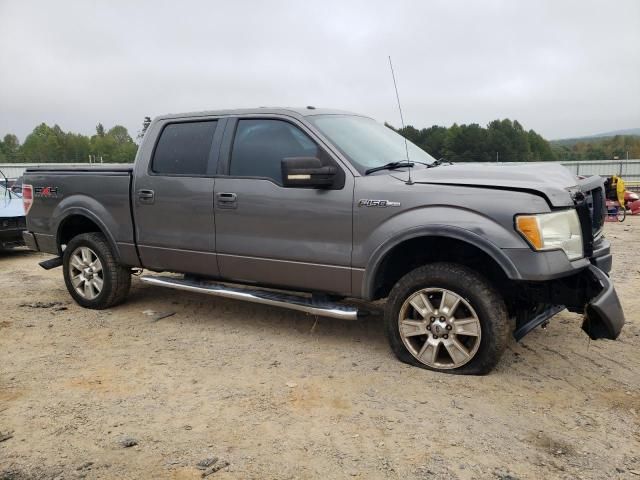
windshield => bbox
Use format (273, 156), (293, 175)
(308, 114), (436, 174)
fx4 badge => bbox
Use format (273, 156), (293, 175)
(34, 186), (59, 198)
(358, 199), (401, 208)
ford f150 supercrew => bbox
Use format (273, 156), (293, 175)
(21, 107), (625, 374)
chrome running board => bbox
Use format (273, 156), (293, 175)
(139, 275), (360, 320)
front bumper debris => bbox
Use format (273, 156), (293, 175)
(581, 265), (625, 339)
(514, 263), (625, 341)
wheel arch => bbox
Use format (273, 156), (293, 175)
(56, 209), (121, 262)
(363, 226), (520, 301)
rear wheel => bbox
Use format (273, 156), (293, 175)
(63, 232), (131, 309)
(385, 262), (510, 375)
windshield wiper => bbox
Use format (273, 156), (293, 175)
(427, 157), (454, 168)
(365, 161), (414, 175)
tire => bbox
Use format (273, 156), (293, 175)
(616, 207), (626, 223)
(384, 262), (510, 375)
(62, 232), (131, 309)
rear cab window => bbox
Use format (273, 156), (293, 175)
(152, 121), (218, 175)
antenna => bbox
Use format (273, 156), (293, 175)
(0, 169), (11, 199)
(388, 55), (412, 185)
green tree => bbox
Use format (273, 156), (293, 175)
(107, 125), (133, 145)
(2, 134), (20, 157)
(527, 130), (555, 161)
(444, 123), (490, 162)
(0, 134), (21, 162)
(421, 126), (448, 159)
(90, 125), (137, 163)
(21, 123), (59, 162)
(108, 125), (137, 163)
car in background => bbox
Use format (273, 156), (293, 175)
(0, 183), (26, 250)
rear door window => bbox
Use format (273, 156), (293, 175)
(152, 121), (218, 175)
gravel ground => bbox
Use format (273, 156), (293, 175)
(1, 218), (639, 480)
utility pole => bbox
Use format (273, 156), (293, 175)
(496, 151), (499, 162)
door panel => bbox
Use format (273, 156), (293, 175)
(132, 118), (224, 276)
(135, 176), (217, 274)
(214, 177), (353, 293)
(214, 117), (354, 295)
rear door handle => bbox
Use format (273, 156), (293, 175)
(216, 192), (237, 209)
(138, 189), (155, 203)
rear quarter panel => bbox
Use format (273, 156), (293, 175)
(24, 170), (136, 263)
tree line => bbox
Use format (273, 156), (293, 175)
(1, 117), (637, 164)
(0, 118), (150, 164)
(551, 135), (640, 161)
(391, 119), (556, 162)
(392, 119), (639, 162)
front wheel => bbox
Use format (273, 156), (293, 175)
(384, 263), (510, 375)
(62, 232), (131, 309)
(617, 207), (626, 223)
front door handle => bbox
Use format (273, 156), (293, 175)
(216, 192), (237, 209)
(137, 189), (155, 203)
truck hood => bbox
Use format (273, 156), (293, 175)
(410, 163), (579, 207)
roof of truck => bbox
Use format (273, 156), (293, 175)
(155, 107), (369, 122)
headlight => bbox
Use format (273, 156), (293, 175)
(515, 209), (583, 261)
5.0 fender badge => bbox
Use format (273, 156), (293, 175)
(358, 199), (401, 208)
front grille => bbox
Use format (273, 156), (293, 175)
(591, 187), (605, 235)
(576, 201), (594, 258)
(584, 186), (605, 239)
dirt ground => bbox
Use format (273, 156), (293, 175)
(1, 218), (639, 480)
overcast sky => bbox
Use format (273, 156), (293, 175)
(1, 0), (639, 142)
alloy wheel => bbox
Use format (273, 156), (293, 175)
(398, 288), (482, 369)
(69, 246), (104, 300)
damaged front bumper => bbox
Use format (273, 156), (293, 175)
(514, 264), (625, 341)
(581, 265), (625, 340)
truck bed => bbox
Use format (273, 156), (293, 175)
(22, 165), (138, 266)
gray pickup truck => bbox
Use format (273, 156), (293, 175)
(21, 107), (624, 374)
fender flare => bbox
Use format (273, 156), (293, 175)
(362, 224), (521, 300)
(54, 207), (122, 262)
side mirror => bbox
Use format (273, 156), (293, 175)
(281, 157), (337, 188)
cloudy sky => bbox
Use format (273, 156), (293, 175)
(1, 0), (638, 142)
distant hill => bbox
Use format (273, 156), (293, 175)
(552, 128), (640, 147)
(550, 130), (640, 161)
(589, 127), (640, 138)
